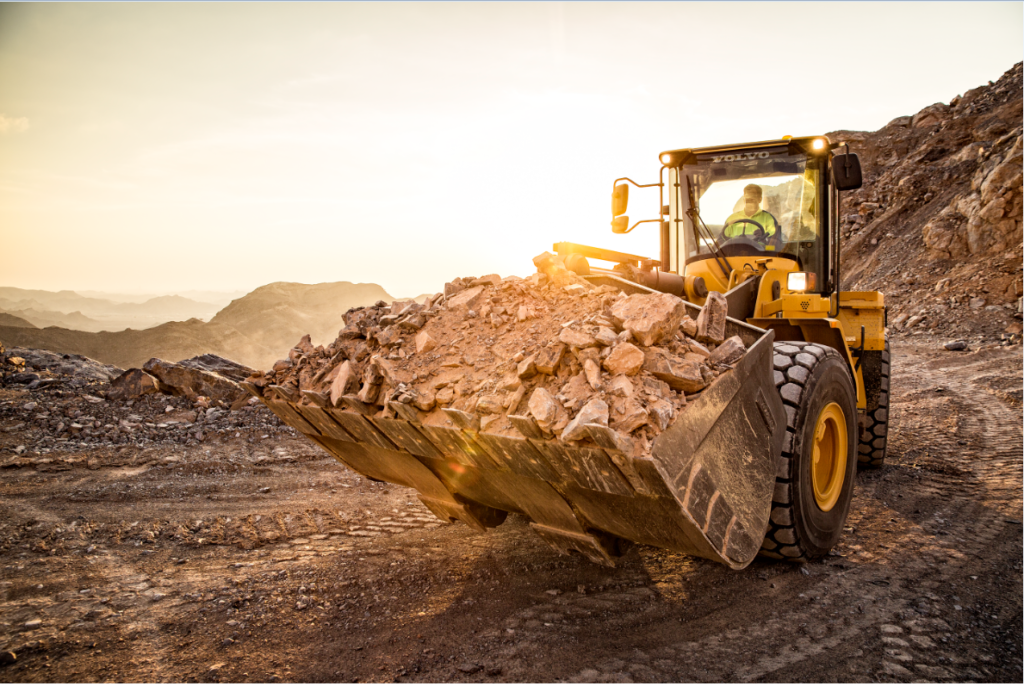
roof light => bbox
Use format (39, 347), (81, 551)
(660, 153), (673, 165)
(812, 138), (826, 151)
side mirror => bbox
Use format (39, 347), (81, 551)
(832, 153), (862, 191)
(612, 183), (629, 217)
(611, 216), (629, 234)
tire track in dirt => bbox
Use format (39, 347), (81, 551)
(548, 343), (1022, 683)
(1, 343), (1018, 682)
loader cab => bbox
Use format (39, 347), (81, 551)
(662, 137), (835, 296)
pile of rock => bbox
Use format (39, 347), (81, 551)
(249, 255), (749, 454)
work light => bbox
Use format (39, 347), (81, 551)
(787, 272), (818, 293)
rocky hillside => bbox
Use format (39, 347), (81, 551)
(0, 281), (394, 370)
(209, 281), (394, 358)
(829, 62), (1022, 341)
(0, 313), (36, 329)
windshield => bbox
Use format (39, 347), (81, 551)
(680, 151), (823, 277)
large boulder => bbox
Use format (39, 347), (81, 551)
(143, 357), (248, 405)
(107, 368), (160, 402)
(177, 354), (255, 383)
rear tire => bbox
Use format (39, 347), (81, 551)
(760, 341), (858, 561)
(858, 341), (891, 469)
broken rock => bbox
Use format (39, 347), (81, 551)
(517, 353), (538, 379)
(107, 368), (160, 402)
(560, 397), (609, 442)
(602, 342), (645, 376)
(559, 327), (598, 349)
(709, 336), (746, 366)
(534, 343), (566, 375)
(447, 285), (486, 311)
(643, 348), (707, 393)
(415, 330), (438, 354)
(583, 358), (603, 390)
(143, 358), (248, 405)
(476, 395), (505, 415)
(178, 354), (255, 383)
(528, 387), (569, 435)
(696, 291), (728, 345)
(329, 361), (358, 407)
(558, 372), (593, 412)
(648, 398), (675, 430)
(610, 292), (688, 346)
(611, 397), (649, 434)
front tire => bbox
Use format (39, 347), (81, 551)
(760, 342), (858, 561)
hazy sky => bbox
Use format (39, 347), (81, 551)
(1, 2), (1020, 298)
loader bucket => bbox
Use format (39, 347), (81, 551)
(246, 281), (786, 569)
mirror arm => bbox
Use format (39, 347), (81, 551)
(613, 177), (664, 190)
(612, 170), (666, 229)
(621, 218), (662, 234)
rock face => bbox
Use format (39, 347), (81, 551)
(923, 134), (1022, 258)
(143, 358), (248, 406)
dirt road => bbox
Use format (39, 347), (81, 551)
(1, 339), (1020, 683)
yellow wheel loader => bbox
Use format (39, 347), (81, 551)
(248, 135), (888, 569)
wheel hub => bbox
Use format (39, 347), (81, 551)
(811, 402), (847, 511)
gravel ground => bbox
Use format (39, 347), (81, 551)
(0, 337), (1020, 683)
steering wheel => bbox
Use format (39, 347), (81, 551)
(722, 217), (783, 251)
(723, 218), (766, 240)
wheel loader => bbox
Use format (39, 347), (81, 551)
(246, 135), (889, 570)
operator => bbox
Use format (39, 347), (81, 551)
(723, 184), (781, 247)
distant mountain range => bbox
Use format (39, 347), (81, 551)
(0, 281), (398, 369)
(0, 287), (221, 331)
(75, 289), (248, 308)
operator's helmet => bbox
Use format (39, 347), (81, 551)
(743, 184), (763, 202)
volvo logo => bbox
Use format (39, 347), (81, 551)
(712, 152), (770, 163)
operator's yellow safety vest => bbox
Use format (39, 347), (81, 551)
(723, 209), (779, 240)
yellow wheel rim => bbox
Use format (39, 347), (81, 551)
(811, 402), (848, 512)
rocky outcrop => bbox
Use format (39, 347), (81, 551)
(177, 354), (255, 384)
(107, 368), (160, 402)
(922, 134), (1022, 258)
(143, 357), (249, 407)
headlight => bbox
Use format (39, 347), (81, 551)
(787, 272), (818, 292)
(812, 138), (826, 151)
(660, 153), (673, 165)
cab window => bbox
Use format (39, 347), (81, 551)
(680, 152), (823, 281)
